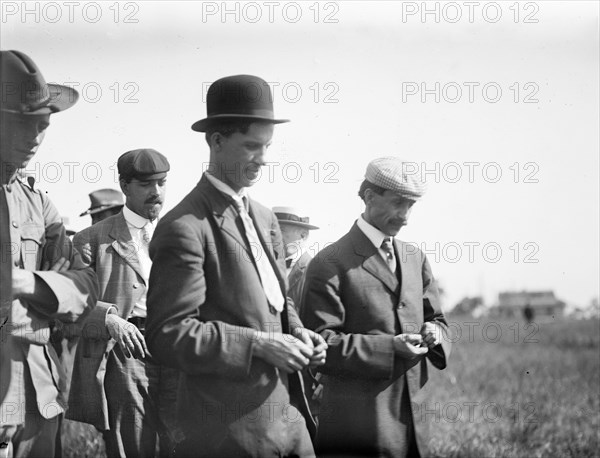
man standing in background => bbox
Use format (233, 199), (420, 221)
(273, 206), (319, 314)
(79, 188), (124, 226)
(0, 50), (98, 458)
(67, 149), (179, 458)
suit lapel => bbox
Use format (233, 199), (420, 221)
(351, 223), (399, 294)
(109, 213), (145, 282)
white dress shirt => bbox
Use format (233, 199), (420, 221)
(356, 215), (397, 273)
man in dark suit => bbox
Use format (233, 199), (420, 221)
(302, 157), (451, 458)
(68, 149), (179, 457)
(272, 206), (319, 314)
(146, 75), (327, 458)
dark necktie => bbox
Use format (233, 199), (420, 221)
(381, 237), (396, 272)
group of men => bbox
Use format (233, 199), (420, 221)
(1, 50), (450, 458)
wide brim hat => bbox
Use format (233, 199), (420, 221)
(80, 188), (124, 217)
(192, 75), (289, 132)
(1, 50), (78, 115)
(273, 206), (319, 230)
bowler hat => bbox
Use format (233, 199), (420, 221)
(0, 50), (78, 114)
(117, 148), (170, 181)
(273, 206), (319, 230)
(80, 188), (124, 217)
(192, 75), (289, 132)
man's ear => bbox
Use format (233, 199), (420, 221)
(210, 132), (223, 151)
(119, 179), (129, 196)
(300, 229), (309, 241)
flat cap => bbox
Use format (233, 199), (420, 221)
(365, 157), (427, 201)
(80, 188), (124, 216)
(117, 148), (170, 181)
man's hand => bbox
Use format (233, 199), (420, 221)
(41, 257), (70, 272)
(252, 331), (314, 374)
(11, 269), (35, 297)
(293, 327), (327, 367)
(393, 333), (428, 359)
(106, 313), (147, 359)
(420, 322), (442, 349)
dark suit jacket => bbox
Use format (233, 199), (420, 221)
(301, 223), (451, 457)
(145, 176), (315, 455)
(287, 251), (312, 314)
(67, 211), (147, 429)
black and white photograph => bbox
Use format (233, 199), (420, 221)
(1, 1), (598, 457)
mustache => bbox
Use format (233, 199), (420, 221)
(145, 198), (163, 205)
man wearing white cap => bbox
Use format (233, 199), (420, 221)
(302, 156), (451, 457)
(272, 206), (319, 314)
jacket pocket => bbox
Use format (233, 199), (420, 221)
(20, 224), (45, 270)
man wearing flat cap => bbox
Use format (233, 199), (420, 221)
(146, 75), (326, 457)
(301, 157), (451, 458)
(80, 188), (124, 226)
(0, 50), (98, 458)
(67, 149), (179, 457)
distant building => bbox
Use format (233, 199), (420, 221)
(495, 290), (566, 319)
(453, 296), (484, 316)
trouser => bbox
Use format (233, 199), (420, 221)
(0, 412), (61, 458)
(102, 345), (180, 458)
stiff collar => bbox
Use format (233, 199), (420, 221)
(123, 205), (154, 230)
(205, 172), (248, 204)
(356, 215), (391, 250)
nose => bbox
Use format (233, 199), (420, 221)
(397, 202), (412, 219)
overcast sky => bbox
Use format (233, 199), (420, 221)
(2, 1), (598, 310)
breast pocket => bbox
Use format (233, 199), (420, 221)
(20, 224), (45, 270)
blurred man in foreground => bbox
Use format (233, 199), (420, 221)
(0, 50), (98, 458)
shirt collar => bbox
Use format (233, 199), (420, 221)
(205, 172), (248, 203)
(123, 205), (153, 230)
(356, 215), (390, 250)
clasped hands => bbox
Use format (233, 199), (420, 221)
(393, 322), (442, 359)
(252, 328), (327, 374)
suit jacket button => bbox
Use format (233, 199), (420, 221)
(397, 301), (405, 309)
(133, 284), (139, 289)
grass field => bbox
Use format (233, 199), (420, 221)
(61, 315), (600, 457)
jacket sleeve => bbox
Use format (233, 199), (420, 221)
(421, 254), (451, 369)
(26, 189), (98, 322)
(146, 218), (256, 379)
(301, 252), (395, 380)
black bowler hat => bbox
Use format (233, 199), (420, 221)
(0, 50), (78, 114)
(191, 74), (289, 132)
(117, 149), (170, 181)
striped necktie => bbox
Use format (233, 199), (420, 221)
(381, 237), (396, 272)
(232, 196), (284, 312)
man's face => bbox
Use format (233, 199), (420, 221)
(0, 112), (50, 168)
(214, 122), (274, 192)
(364, 189), (415, 236)
(279, 223), (308, 258)
(120, 177), (167, 221)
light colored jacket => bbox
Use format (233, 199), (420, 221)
(1, 178), (98, 425)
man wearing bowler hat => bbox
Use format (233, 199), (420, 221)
(272, 207), (319, 314)
(0, 50), (98, 457)
(67, 149), (179, 457)
(80, 188), (124, 226)
(146, 75), (326, 457)
(301, 157), (452, 457)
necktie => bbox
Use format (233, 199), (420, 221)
(141, 223), (152, 246)
(1, 189), (12, 321)
(381, 237), (396, 272)
(232, 196), (284, 312)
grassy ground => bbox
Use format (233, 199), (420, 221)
(61, 316), (600, 457)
